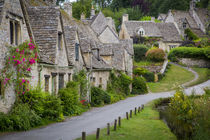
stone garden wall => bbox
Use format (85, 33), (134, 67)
(178, 58), (210, 68)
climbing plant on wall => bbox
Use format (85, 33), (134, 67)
(0, 40), (38, 97)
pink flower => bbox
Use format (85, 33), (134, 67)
(16, 60), (21, 65)
(28, 43), (35, 50)
(16, 49), (19, 52)
(20, 50), (24, 54)
(12, 56), (15, 58)
(23, 58), (26, 62)
(29, 58), (36, 65)
(27, 68), (31, 72)
(22, 92), (25, 95)
(22, 79), (26, 83)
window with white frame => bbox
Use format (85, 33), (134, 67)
(137, 28), (145, 36)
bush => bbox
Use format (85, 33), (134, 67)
(0, 103), (42, 131)
(184, 28), (199, 40)
(132, 77), (148, 95)
(143, 71), (155, 82)
(134, 44), (149, 61)
(91, 87), (111, 106)
(168, 47), (209, 61)
(59, 81), (85, 116)
(133, 67), (148, 76)
(118, 73), (132, 95)
(146, 48), (165, 62)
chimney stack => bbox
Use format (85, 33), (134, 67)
(90, 5), (95, 19)
(122, 14), (129, 23)
(63, 2), (72, 17)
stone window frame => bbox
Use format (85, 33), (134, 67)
(44, 75), (50, 92)
(169, 45), (177, 50)
(68, 73), (72, 82)
(58, 73), (65, 90)
(137, 28), (145, 36)
(51, 73), (57, 94)
(99, 77), (102, 88)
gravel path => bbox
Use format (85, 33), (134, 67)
(0, 79), (209, 140)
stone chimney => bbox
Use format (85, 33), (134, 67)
(81, 13), (86, 20)
(44, 0), (56, 6)
(107, 17), (115, 30)
(63, 2), (72, 17)
(90, 5), (95, 19)
(190, 0), (196, 11)
(122, 14), (129, 23)
(151, 17), (155, 22)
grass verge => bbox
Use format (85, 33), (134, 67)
(148, 64), (194, 93)
(76, 99), (176, 140)
(186, 67), (210, 87)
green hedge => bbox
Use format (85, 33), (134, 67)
(134, 44), (149, 62)
(168, 47), (210, 61)
(91, 87), (111, 106)
(133, 67), (155, 82)
(132, 77), (148, 95)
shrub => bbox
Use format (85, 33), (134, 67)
(168, 47), (209, 61)
(143, 71), (155, 82)
(146, 48), (165, 62)
(118, 73), (132, 95)
(91, 87), (111, 106)
(184, 28), (199, 40)
(59, 82), (84, 116)
(133, 67), (148, 76)
(134, 44), (149, 61)
(0, 103), (42, 131)
(132, 77), (148, 95)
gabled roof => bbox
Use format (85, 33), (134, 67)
(91, 56), (112, 70)
(158, 14), (167, 20)
(0, 0), (5, 24)
(156, 23), (182, 42)
(171, 10), (198, 29)
(195, 8), (210, 28)
(124, 21), (162, 37)
(90, 11), (108, 35)
(27, 6), (60, 64)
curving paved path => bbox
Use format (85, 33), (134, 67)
(0, 79), (209, 140)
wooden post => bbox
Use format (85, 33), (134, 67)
(141, 104), (144, 110)
(118, 116), (121, 127)
(126, 112), (129, 120)
(114, 119), (117, 131)
(135, 107), (137, 115)
(138, 106), (140, 113)
(96, 128), (100, 140)
(107, 123), (110, 135)
(82, 132), (86, 140)
(130, 110), (132, 118)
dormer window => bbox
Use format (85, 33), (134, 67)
(75, 43), (79, 61)
(183, 22), (187, 29)
(137, 28), (145, 36)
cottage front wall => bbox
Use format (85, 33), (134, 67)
(0, 0), (30, 113)
(91, 71), (110, 90)
(158, 41), (180, 52)
(124, 50), (133, 77)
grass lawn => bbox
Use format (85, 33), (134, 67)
(76, 100), (176, 140)
(186, 68), (210, 87)
(148, 64), (194, 93)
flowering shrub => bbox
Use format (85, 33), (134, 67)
(0, 40), (38, 96)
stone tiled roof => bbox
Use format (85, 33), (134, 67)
(90, 11), (108, 35)
(158, 14), (166, 20)
(0, 0), (4, 24)
(196, 8), (210, 28)
(120, 39), (134, 55)
(100, 44), (113, 56)
(112, 43), (125, 71)
(156, 23), (182, 42)
(27, 6), (60, 64)
(172, 10), (198, 29)
(124, 21), (162, 37)
(91, 56), (112, 70)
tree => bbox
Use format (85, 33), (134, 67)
(72, 0), (92, 19)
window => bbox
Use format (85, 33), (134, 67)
(137, 28), (145, 36)
(169, 45), (176, 50)
(59, 74), (64, 90)
(10, 20), (20, 45)
(183, 22), (187, 29)
(44, 75), (50, 92)
(68, 73), (72, 82)
(99, 77), (102, 88)
(97, 49), (100, 60)
(58, 32), (62, 50)
(51, 73), (57, 94)
(75, 43), (79, 61)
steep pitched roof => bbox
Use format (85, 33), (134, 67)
(90, 11), (108, 35)
(0, 0), (4, 24)
(158, 14), (167, 20)
(100, 44), (114, 56)
(124, 21), (162, 37)
(27, 6), (60, 64)
(172, 10), (198, 29)
(112, 43), (125, 71)
(91, 56), (112, 70)
(195, 8), (210, 28)
(156, 23), (182, 42)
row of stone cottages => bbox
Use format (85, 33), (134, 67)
(119, 0), (209, 52)
(0, 0), (133, 113)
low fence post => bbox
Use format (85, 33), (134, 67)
(138, 106), (141, 113)
(126, 112), (129, 120)
(135, 107), (137, 115)
(118, 116), (121, 127)
(141, 104), (144, 110)
(130, 110), (132, 118)
(114, 119), (117, 131)
(82, 132), (86, 140)
(96, 128), (100, 140)
(107, 123), (110, 135)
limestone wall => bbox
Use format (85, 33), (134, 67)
(178, 58), (210, 68)
(91, 71), (110, 90)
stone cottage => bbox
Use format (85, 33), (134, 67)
(164, 0), (209, 38)
(119, 14), (182, 52)
(0, 0), (134, 113)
